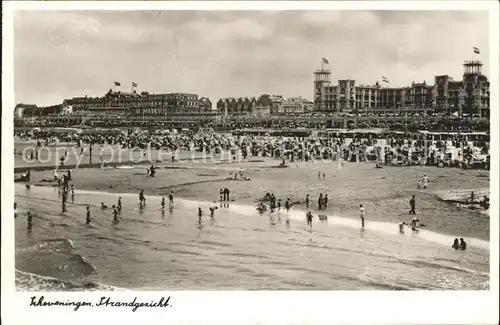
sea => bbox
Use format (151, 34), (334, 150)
(14, 184), (489, 291)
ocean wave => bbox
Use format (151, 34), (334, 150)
(17, 238), (75, 253)
(394, 258), (489, 277)
(15, 269), (124, 292)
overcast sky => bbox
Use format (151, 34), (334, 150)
(14, 10), (489, 106)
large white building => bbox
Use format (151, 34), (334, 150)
(313, 60), (489, 116)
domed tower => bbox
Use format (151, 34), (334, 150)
(313, 68), (331, 112)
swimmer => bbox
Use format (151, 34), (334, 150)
(85, 207), (91, 224)
(398, 221), (406, 232)
(257, 203), (267, 214)
(409, 195), (416, 215)
(101, 202), (108, 209)
(27, 211), (33, 230)
(306, 211), (313, 228)
(139, 190), (146, 206)
(117, 197), (122, 211)
(197, 207), (204, 224)
(459, 238), (467, 251)
(469, 191), (476, 203)
(360, 204), (365, 228)
(209, 205), (217, 219)
(318, 214), (328, 221)
(269, 202), (275, 215)
(112, 205), (118, 222)
(410, 217), (419, 228)
(168, 191), (174, 207)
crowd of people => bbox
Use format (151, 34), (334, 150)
(16, 124), (490, 171)
(15, 114), (489, 132)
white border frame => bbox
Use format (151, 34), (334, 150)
(2, 2), (499, 324)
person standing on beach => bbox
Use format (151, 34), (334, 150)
(14, 203), (18, 219)
(85, 207), (91, 224)
(360, 204), (365, 228)
(322, 172), (326, 180)
(305, 194), (310, 208)
(277, 199), (282, 212)
(285, 198), (291, 213)
(409, 195), (416, 215)
(422, 174), (428, 189)
(117, 197), (122, 212)
(318, 172), (321, 180)
(219, 189), (223, 202)
(318, 194), (323, 210)
(161, 197), (166, 210)
(323, 194), (328, 210)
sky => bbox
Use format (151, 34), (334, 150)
(14, 10), (489, 107)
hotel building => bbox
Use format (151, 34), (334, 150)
(314, 60), (489, 116)
(63, 88), (212, 116)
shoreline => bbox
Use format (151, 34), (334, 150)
(16, 160), (490, 241)
(15, 183), (490, 251)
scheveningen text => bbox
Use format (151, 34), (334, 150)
(30, 296), (92, 311)
(29, 295), (172, 312)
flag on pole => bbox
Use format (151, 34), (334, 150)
(382, 76), (389, 83)
(322, 57), (329, 64)
(114, 81), (121, 86)
(132, 82), (138, 88)
(473, 47), (480, 54)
